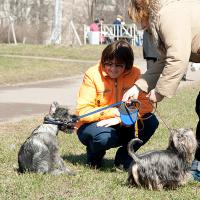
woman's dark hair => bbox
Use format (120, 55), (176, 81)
(101, 39), (134, 70)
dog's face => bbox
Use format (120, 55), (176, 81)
(169, 128), (197, 163)
(48, 102), (77, 133)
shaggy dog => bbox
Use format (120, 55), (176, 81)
(127, 128), (197, 190)
(18, 102), (77, 175)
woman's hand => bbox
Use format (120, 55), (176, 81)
(122, 85), (140, 102)
(96, 117), (121, 127)
(147, 89), (164, 102)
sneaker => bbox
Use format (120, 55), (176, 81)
(190, 160), (200, 182)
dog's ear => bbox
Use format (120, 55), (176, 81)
(170, 128), (178, 134)
(169, 128), (178, 142)
(49, 102), (59, 115)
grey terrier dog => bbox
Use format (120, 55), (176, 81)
(127, 128), (197, 190)
(18, 102), (77, 175)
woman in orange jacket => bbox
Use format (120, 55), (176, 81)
(76, 40), (159, 170)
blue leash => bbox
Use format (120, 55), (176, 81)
(77, 100), (140, 126)
(43, 102), (123, 126)
(77, 101), (124, 120)
(44, 100), (140, 127)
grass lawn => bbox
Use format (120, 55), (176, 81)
(0, 44), (106, 60)
(0, 44), (143, 60)
(0, 56), (91, 85)
(0, 82), (200, 200)
(0, 44), (142, 85)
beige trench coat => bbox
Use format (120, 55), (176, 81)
(136, 0), (200, 98)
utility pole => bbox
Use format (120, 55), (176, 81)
(50, 0), (62, 44)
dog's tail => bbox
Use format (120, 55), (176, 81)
(127, 138), (143, 163)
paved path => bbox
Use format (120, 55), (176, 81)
(0, 58), (199, 122)
(0, 75), (83, 122)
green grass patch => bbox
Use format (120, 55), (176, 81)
(0, 44), (142, 85)
(0, 57), (91, 85)
(0, 83), (200, 200)
(0, 44), (142, 60)
(0, 44), (104, 60)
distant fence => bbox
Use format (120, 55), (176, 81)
(84, 24), (143, 46)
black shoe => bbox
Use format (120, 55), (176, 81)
(87, 160), (102, 169)
(87, 156), (103, 169)
(86, 148), (105, 169)
(114, 146), (132, 171)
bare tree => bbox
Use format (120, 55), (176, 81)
(85, 0), (97, 23)
(0, 0), (53, 43)
(84, 0), (108, 24)
(115, 0), (130, 23)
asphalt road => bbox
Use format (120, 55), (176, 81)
(0, 59), (199, 123)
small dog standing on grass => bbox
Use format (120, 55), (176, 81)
(18, 102), (77, 175)
(127, 128), (197, 190)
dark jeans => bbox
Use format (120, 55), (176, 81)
(195, 92), (200, 161)
(77, 113), (159, 169)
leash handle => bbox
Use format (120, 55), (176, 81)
(119, 100), (140, 126)
(125, 99), (141, 110)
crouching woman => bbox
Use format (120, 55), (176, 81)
(75, 40), (159, 170)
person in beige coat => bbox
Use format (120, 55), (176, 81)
(123, 0), (200, 180)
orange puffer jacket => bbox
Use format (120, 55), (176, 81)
(76, 64), (153, 128)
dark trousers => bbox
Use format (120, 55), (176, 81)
(77, 113), (159, 169)
(195, 92), (200, 161)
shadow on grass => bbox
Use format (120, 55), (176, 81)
(63, 153), (117, 172)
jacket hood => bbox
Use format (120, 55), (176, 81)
(148, 0), (184, 53)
